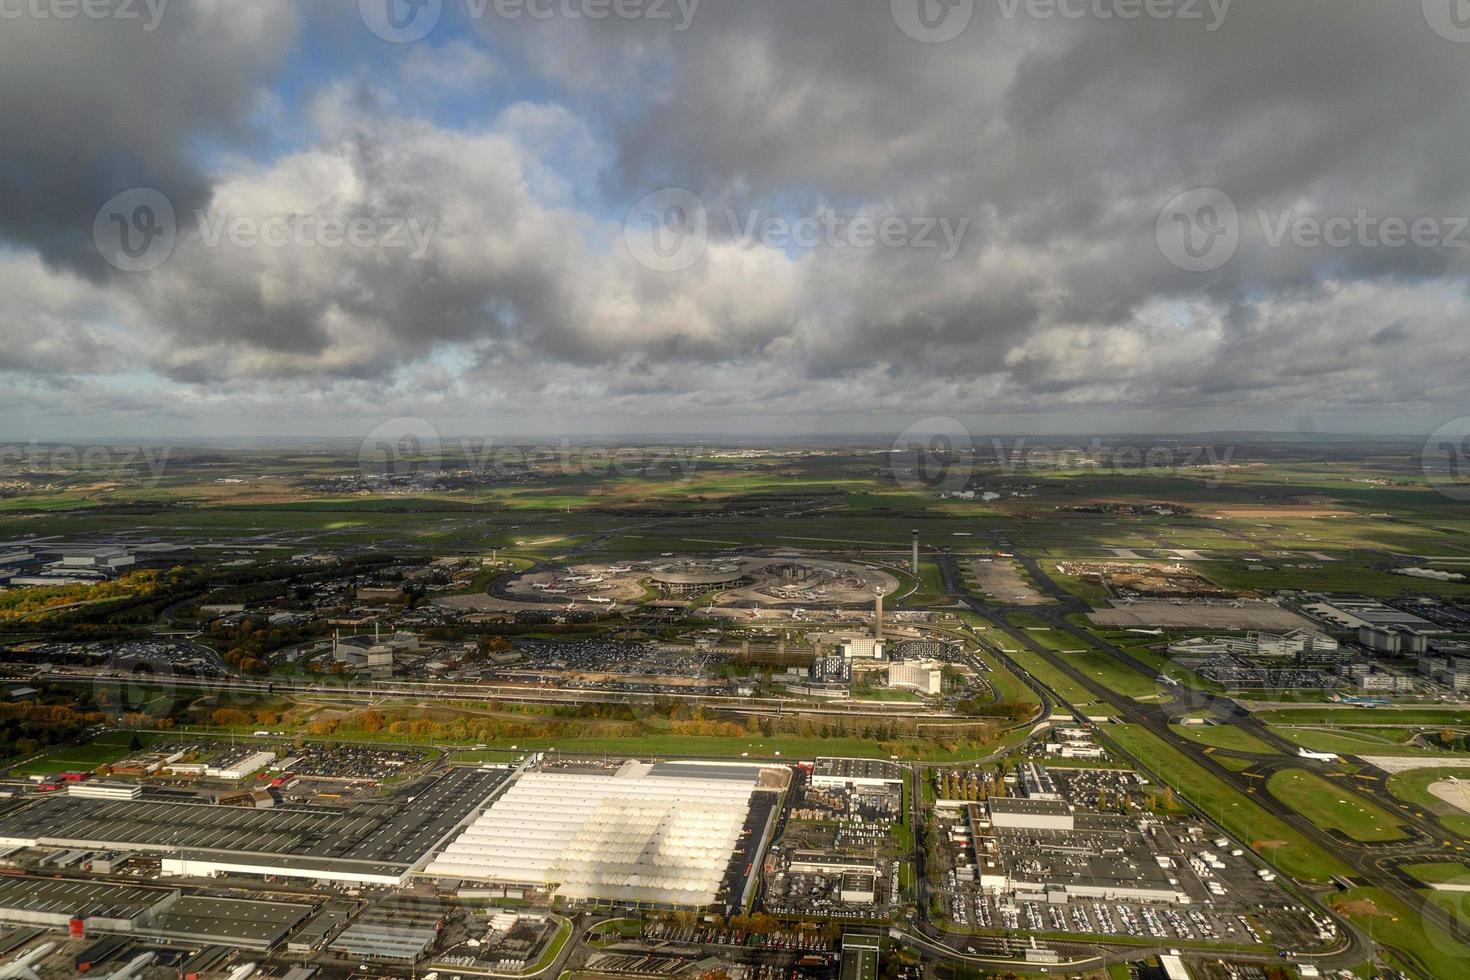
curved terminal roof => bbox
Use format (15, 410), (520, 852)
(648, 562), (747, 587)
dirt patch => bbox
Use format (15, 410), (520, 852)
(1332, 898), (1387, 918)
(1253, 839), (1290, 851)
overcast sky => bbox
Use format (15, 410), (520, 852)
(2, 0), (1468, 440)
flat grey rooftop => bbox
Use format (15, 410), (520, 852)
(0, 877), (169, 920)
(0, 767), (506, 872)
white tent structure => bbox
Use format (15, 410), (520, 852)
(426, 762), (757, 906)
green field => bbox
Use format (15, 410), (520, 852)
(1007, 615), (1161, 700)
(1266, 769), (1410, 842)
(1385, 766), (1470, 841)
(969, 649), (1037, 706)
(996, 641), (1115, 714)
(1271, 726), (1459, 758)
(7, 732), (152, 777)
(1258, 708), (1470, 727)
(853, 688), (923, 703)
(1170, 724), (1280, 755)
(1403, 862), (1470, 885)
(1332, 887), (1470, 980)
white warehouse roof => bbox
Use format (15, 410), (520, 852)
(425, 763), (756, 906)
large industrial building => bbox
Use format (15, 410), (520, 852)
(426, 761), (765, 908)
(969, 797), (1189, 904)
(0, 878), (313, 950)
(809, 757), (905, 792)
(0, 767), (507, 887)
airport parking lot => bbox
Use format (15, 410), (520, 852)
(513, 638), (723, 678)
(951, 891), (1259, 943)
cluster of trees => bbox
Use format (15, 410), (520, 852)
(1436, 727), (1470, 751)
(1142, 786), (1179, 814)
(0, 570), (163, 620)
(119, 713), (175, 731)
(305, 710), (636, 742)
(0, 701), (107, 759)
(210, 707), (282, 728)
(649, 910), (843, 942)
(202, 618), (319, 674)
(937, 765), (1008, 801)
(668, 719), (750, 738)
(17, 554), (396, 632)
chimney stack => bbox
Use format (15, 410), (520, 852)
(911, 529), (919, 574)
(874, 590), (883, 641)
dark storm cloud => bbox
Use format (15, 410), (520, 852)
(0, 1), (299, 278)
